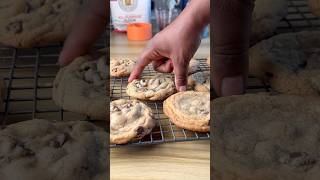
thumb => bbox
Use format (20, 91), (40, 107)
(172, 58), (189, 92)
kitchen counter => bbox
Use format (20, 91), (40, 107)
(110, 32), (210, 59)
(111, 141), (210, 180)
(110, 32), (210, 180)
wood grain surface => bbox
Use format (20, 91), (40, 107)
(110, 32), (210, 180)
(111, 141), (210, 180)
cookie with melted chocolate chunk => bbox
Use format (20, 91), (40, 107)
(110, 57), (136, 77)
(0, 119), (107, 180)
(213, 93), (320, 180)
(0, 0), (83, 48)
(126, 74), (176, 101)
(249, 31), (320, 96)
(110, 99), (155, 144)
(53, 50), (107, 120)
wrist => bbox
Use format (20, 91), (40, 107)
(184, 0), (210, 32)
(177, 0), (210, 33)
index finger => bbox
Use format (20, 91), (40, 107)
(128, 54), (152, 82)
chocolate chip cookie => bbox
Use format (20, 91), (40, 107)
(110, 99), (155, 144)
(0, 0), (83, 48)
(251, 0), (288, 43)
(164, 91), (210, 132)
(110, 57), (135, 77)
(53, 50), (107, 120)
(250, 31), (320, 96)
(126, 75), (175, 101)
(213, 93), (320, 180)
(188, 71), (210, 92)
(0, 119), (107, 180)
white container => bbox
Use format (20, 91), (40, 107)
(110, 0), (151, 32)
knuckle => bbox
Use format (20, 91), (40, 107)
(175, 77), (187, 85)
(146, 41), (155, 50)
(139, 53), (148, 61)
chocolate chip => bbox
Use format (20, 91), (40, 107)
(24, 3), (31, 13)
(50, 133), (69, 148)
(16, 143), (34, 156)
(24, 148), (35, 156)
(52, 2), (64, 13)
(265, 72), (274, 78)
(6, 21), (23, 34)
(40, 0), (45, 6)
(49, 141), (60, 148)
(287, 152), (317, 168)
(83, 66), (90, 71)
(290, 152), (304, 158)
(269, 89), (281, 96)
(56, 133), (69, 147)
(298, 61), (307, 68)
(301, 158), (316, 166)
(123, 102), (133, 108)
(198, 109), (209, 115)
(111, 105), (120, 112)
(136, 126), (144, 137)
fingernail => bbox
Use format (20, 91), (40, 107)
(179, 86), (186, 92)
(221, 76), (244, 96)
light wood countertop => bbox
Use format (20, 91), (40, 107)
(111, 141), (210, 180)
(110, 32), (210, 59)
(110, 32), (210, 180)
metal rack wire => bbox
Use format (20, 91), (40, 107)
(110, 59), (210, 147)
(0, 41), (106, 127)
(277, 0), (320, 33)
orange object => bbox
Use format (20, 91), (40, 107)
(127, 23), (152, 41)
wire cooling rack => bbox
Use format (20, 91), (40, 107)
(277, 0), (320, 33)
(0, 39), (107, 128)
(246, 0), (320, 93)
(110, 59), (210, 147)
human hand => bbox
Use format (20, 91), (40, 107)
(129, 0), (210, 92)
(58, 0), (107, 66)
(128, 22), (202, 91)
